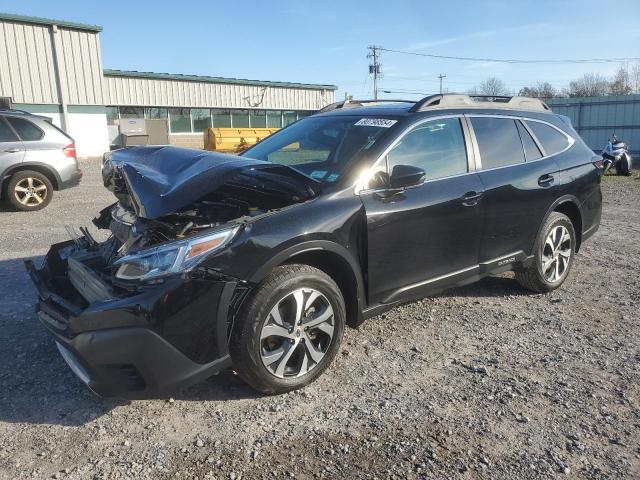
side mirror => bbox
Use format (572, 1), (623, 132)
(390, 164), (426, 189)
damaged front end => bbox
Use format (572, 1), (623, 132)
(26, 146), (320, 397)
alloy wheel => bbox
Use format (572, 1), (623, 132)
(541, 225), (572, 283)
(14, 177), (48, 207)
(260, 288), (335, 378)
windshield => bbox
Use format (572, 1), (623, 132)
(242, 115), (396, 184)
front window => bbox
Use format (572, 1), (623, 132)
(243, 115), (395, 184)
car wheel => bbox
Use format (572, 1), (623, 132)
(7, 170), (53, 211)
(515, 212), (576, 293)
(230, 264), (345, 394)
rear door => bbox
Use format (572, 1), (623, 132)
(0, 116), (25, 174)
(468, 115), (562, 262)
(360, 116), (485, 304)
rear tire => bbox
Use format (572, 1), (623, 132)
(515, 212), (576, 293)
(230, 264), (345, 394)
(6, 170), (53, 211)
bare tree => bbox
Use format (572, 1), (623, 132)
(609, 65), (632, 96)
(564, 73), (610, 97)
(475, 77), (510, 96)
(518, 82), (557, 99)
(628, 62), (640, 94)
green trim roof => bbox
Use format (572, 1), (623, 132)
(0, 12), (102, 32)
(103, 69), (338, 91)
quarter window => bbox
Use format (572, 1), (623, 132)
(0, 118), (18, 142)
(6, 117), (43, 141)
(471, 117), (524, 169)
(525, 121), (570, 156)
(387, 117), (468, 181)
(516, 121), (542, 161)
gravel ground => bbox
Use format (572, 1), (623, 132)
(0, 160), (638, 480)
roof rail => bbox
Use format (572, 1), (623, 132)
(0, 108), (31, 115)
(410, 94), (551, 113)
(319, 99), (415, 113)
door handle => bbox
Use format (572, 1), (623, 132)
(3, 148), (21, 153)
(460, 191), (484, 206)
(538, 174), (555, 187)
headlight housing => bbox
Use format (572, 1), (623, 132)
(114, 227), (238, 281)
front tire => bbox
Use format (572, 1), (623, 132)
(515, 212), (576, 293)
(7, 170), (53, 211)
(230, 264), (345, 394)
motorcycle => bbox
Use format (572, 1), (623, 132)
(601, 134), (633, 176)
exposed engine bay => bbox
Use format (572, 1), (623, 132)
(60, 146), (320, 291)
(98, 146), (318, 249)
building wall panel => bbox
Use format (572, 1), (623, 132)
(103, 75), (335, 110)
(547, 95), (640, 156)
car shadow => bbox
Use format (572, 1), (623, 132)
(0, 256), (261, 427)
(440, 274), (537, 299)
(0, 258), (533, 427)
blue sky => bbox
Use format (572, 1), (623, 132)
(2, 0), (639, 99)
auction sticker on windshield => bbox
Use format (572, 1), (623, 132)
(354, 118), (397, 128)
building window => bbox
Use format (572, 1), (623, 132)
(106, 107), (119, 125)
(297, 111), (311, 119)
(119, 106), (144, 119)
(212, 109), (232, 128)
(192, 108), (212, 132)
(145, 107), (168, 119)
(169, 108), (191, 133)
(231, 109), (250, 128)
(249, 110), (266, 128)
(283, 111), (297, 127)
(266, 110), (282, 128)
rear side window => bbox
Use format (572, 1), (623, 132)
(525, 120), (570, 156)
(516, 121), (542, 161)
(387, 117), (468, 181)
(0, 118), (19, 142)
(6, 117), (44, 141)
(471, 117), (524, 169)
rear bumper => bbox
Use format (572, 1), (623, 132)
(58, 169), (83, 189)
(25, 242), (238, 398)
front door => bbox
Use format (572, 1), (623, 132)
(360, 116), (485, 305)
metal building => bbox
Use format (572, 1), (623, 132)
(547, 95), (640, 156)
(0, 12), (337, 156)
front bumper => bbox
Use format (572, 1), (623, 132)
(25, 241), (238, 398)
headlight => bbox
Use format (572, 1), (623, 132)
(114, 227), (238, 281)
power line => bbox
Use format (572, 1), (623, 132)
(379, 47), (640, 64)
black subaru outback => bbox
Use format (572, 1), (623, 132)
(27, 94), (602, 398)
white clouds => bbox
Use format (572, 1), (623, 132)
(406, 22), (549, 50)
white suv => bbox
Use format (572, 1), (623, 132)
(0, 110), (82, 211)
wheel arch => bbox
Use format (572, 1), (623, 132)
(1, 163), (61, 196)
(249, 241), (366, 328)
(540, 195), (584, 252)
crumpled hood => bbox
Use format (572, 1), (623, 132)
(102, 146), (320, 219)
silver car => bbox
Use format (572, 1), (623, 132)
(0, 109), (82, 211)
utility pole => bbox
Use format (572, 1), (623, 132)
(438, 73), (447, 94)
(368, 45), (382, 100)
